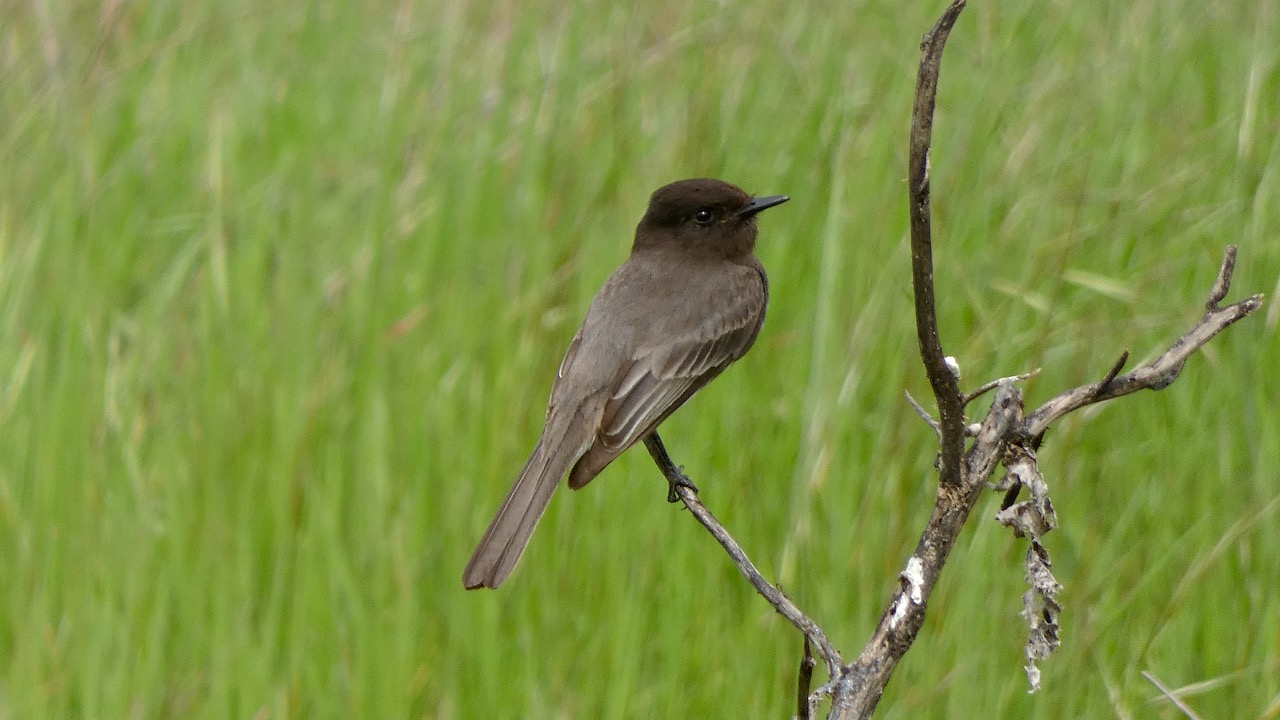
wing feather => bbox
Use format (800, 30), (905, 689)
(602, 377), (696, 448)
(597, 299), (762, 453)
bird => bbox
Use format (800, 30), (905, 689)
(462, 178), (788, 589)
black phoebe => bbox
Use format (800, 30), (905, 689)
(463, 178), (788, 589)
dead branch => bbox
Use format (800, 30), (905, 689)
(1022, 253), (1262, 438)
(908, 0), (969, 488)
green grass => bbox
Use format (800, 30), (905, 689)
(1, 0), (1277, 717)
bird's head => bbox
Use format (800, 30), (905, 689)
(634, 178), (788, 259)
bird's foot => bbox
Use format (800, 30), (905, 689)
(666, 468), (699, 503)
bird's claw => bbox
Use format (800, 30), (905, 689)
(666, 468), (699, 503)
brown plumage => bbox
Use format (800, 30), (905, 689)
(462, 178), (788, 589)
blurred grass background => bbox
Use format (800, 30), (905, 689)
(1, 0), (1278, 717)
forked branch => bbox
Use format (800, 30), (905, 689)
(1022, 250), (1262, 438)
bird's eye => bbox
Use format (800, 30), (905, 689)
(692, 208), (716, 226)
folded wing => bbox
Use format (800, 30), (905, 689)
(566, 276), (765, 489)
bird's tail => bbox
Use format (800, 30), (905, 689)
(462, 432), (581, 589)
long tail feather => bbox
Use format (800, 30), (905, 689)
(462, 431), (582, 589)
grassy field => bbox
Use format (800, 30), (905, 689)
(2, 0), (1278, 717)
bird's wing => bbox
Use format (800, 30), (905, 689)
(597, 281), (765, 454)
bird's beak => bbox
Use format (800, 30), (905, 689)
(736, 194), (790, 218)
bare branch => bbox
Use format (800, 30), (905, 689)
(963, 368), (1041, 407)
(908, 0), (969, 488)
(1022, 247), (1263, 438)
(904, 390), (941, 435)
(642, 433), (844, 679)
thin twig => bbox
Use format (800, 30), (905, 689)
(642, 433), (844, 679)
(1142, 671), (1204, 720)
(1206, 246), (1236, 311)
(1093, 351), (1129, 398)
(904, 390), (941, 435)
(963, 368), (1041, 407)
(809, 680), (838, 719)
